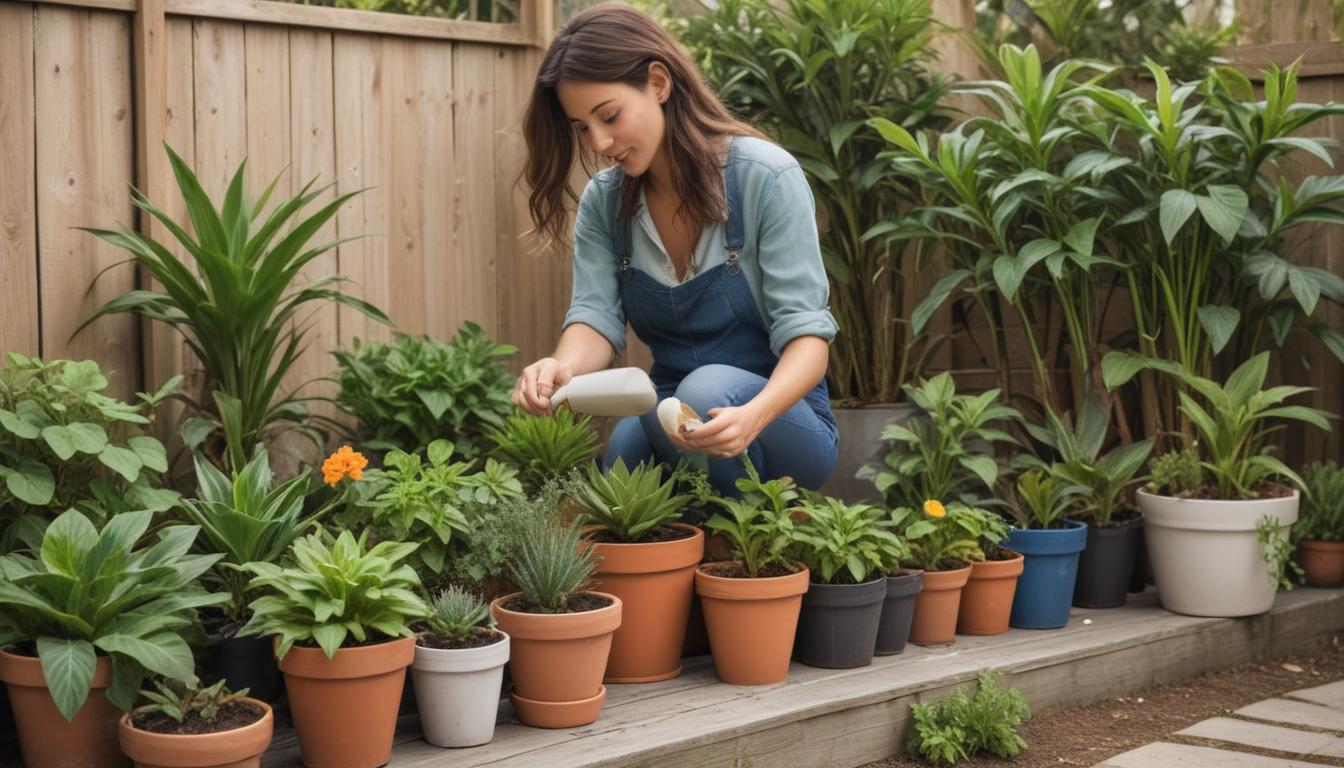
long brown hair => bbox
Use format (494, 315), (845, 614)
(523, 3), (766, 244)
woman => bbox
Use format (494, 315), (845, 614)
(512, 3), (838, 496)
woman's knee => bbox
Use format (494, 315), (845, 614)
(674, 364), (761, 416)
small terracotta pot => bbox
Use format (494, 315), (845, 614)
(908, 565), (973, 645)
(588, 524), (704, 683)
(0, 648), (125, 768)
(118, 697), (273, 768)
(490, 592), (622, 728)
(277, 636), (414, 768)
(694, 563), (810, 686)
(1299, 540), (1344, 587)
(957, 551), (1025, 636)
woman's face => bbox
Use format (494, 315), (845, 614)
(556, 64), (671, 178)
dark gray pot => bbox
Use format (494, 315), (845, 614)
(875, 570), (923, 655)
(1074, 518), (1143, 608)
(818, 404), (920, 503)
(795, 576), (888, 669)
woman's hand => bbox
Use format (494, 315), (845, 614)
(512, 357), (574, 416)
(678, 403), (770, 459)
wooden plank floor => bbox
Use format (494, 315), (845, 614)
(261, 588), (1344, 768)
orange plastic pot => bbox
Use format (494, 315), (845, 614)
(588, 524), (704, 683)
(490, 592), (622, 728)
(277, 636), (413, 768)
(694, 563), (809, 686)
(118, 698), (273, 768)
(1300, 540), (1344, 587)
(908, 565), (972, 645)
(0, 648), (125, 768)
(957, 551), (1025, 636)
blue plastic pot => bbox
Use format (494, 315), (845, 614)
(1005, 519), (1088, 629)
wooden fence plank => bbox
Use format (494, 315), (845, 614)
(384, 37), (428, 336)
(446, 43), (499, 339)
(34, 6), (138, 395)
(0, 3), (41, 359)
(192, 19), (247, 199)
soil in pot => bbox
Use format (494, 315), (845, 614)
(1299, 540), (1344, 587)
(695, 562), (809, 685)
(908, 565), (971, 646)
(129, 700), (266, 735)
(0, 647), (125, 768)
(412, 629), (509, 748)
(957, 551), (1024, 636)
(120, 698), (272, 768)
(874, 571), (923, 656)
(794, 576), (887, 668)
(1073, 518), (1142, 609)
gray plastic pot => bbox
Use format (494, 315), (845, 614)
(411, 631), (510, 748)
(874, 570), (923, 655)
(1072, 518), (1142, 609)
(794, 576), (887, 669)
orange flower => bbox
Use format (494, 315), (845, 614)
(322, 445), (368, 487)
(923, 499), (946, 518)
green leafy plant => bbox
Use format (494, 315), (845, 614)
(1001, 468), (1085, 530)
(1145, 445), (1203, 498)
(575, 459), (691, 542)
(0, 509), (227, 720)
(1027, 395), (1153, 527)
(861, 373), (1020, 509)
(443, 476), (574, 597)
(1105, 351), (1334, 499)
(702, 460), (803, 577)
(489, 409), (599, 493)
(77, 144), (391, 472)
(239, 529), (428, 659)
(132, 678), (250, 725)
(907, 670), (1030, 765)
(678, 0), (951, 403)
(1258, 515), (1303, 591)
(422, 586), (494, 645)
(506, 515), (599, 614)
(892, 500), (1005, 572)
(0, 355), (179, 550)
(791, 498), (908, 584)
(1296, 462), (1344, 542)
(333, 325), (517, 460)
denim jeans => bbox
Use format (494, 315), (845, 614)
(605, 363), (838, 499)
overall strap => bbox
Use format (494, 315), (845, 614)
(723, 159), (745, 275)
(605, 175), (632, 272)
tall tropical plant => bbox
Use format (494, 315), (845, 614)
(77, 144), (391, 472)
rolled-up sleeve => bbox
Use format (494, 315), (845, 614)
(562, 179), (628, 354)
(756, 164), (839, 356)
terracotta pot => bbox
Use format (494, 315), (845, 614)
(118, 697), (273, 768)
(957, 551), (1024, 636)
(1300, 540), (1344, 587)
(694, 563), (810, 685)
(277, 636), (414, 768)
(490, 592), (622, 728)
(908, 565), (972, 645)
(588, 524), (704, 683)
(0, 648), (125, 768)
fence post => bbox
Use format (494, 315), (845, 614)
(521, 0), (557, 49)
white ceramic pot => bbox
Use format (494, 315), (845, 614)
(411, 631), (510, 748)
(1138, 489), (1299, 618)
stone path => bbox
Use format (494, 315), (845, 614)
(1097, 680), (1344, 767)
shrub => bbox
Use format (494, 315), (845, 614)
(907, 670), (1030, 765)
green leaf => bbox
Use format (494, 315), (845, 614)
(1160, 189), (1197, 244)
(7, 459), (55, 505)
(958, 455), (999, 490)
(1195, 185), (1248, 243)
(98, 446), (143, 483)
(37, 637), (96, 722)
(1197, 305), (1240, 354)
(94, 633), (196, 683)
(66, 423), (109, 455)
(416, 390), (453, 421)
(127, 437), (168, 474)
(1063, 218), (1099, 259)
(1288, 267), (1321, 315)
(1101, 351), (1149, 391)
(0, 408), (40, 439)
(911, 270), (970, 334)
(180, 418), (216, 451)
(41, 426), (79, 461)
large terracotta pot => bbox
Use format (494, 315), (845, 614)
(277, 636), (414, 768)
(956, 551), (1024, 636)
(694, 563), (809, 685)
(118, 697), (273, 768)
(908, 565), (972, 645)
(0, 648), (125, 768)
(1299, 540), (1344, 587)
(588, 524), (704, 683)
(490, 592), (621, 728)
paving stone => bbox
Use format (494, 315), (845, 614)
(1096, 741), (1321, 767)
(1236, 698), (1344, 732)
(1288, 679), (1344, 710)
(1176, 717), (1344, 756)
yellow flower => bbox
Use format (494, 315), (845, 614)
(923, 499), (946, 518)
(322, 445), (368, 487)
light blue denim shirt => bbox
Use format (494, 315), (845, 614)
(562, 136), (838, 358)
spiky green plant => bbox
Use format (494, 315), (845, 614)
(489, 409), (598, 492)
(1004, 469), (1085, 530)
(507, 516), (599, 614)
(422, 586), (494, 644)
(133, 678), (250, 725)
(576, 459), (691, 542)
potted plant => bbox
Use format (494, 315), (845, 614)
(695, 462), (810, 685)
(1296, 462), (1344, 587)
(998, 468), (1089, 629)
(412, 586), (509, 747)
(238, 530), (428, 768)
(895, 501), (997, 645)
(791, 498), (906, 668)
(488, 409), (599, 495)
(953, 504), (1017, 637)
(0, 509), (226, 768)
(1106, 351), (1334, 617)
(874, 562), (923, 656)
(489, 513), (621, 728)
(118, 679), (272, 768)
(575, 458), (701, 683)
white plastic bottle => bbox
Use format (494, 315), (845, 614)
(550, 367), (657, 417)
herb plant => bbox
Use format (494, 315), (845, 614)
(791, 498), (908, 584)
(1297, 462), (1344, 542)
(0, 510), (227, 719)
(1002, 469), (1085, 530)
(443, 477), (573, 596)
(907, 670), (1030, 765)
(1145, 446), (1203, 498)
(702, 461), (802, 578)
(333, 324), (516, 460)
(240, 530), (428, 659)
(133, 678), (250, 725)
(422, 586), (495, 645)
(489, 409), (599, 492)
(893, 500), (1004, 572)
(507, 515), (599, 614)
(575, 459), (691, 542)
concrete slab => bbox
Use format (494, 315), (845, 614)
(1288, 679), (1344, 710)
(1176, 717), (1344, 757)
(1236, 698), (1344, 732)
(1097, 741), (1321, 767)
